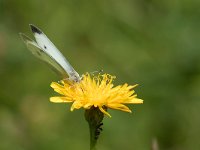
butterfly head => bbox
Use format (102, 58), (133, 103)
(68, 71), (81, 82)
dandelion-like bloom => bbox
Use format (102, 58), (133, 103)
(50, 73), (143, 117)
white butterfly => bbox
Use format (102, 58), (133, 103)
(20, 24), (81, 82)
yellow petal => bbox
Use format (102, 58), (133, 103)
(70, 101), (83, 111)
(125, 98), (143, 104)
(50, 82), (66, 95)
(107, 103), (132, 113)
(99, 107), (111, 117)
(50, 97), (73, 103)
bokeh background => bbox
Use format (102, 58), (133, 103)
(1, 0), (200, 150)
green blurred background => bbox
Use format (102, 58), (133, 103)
(0, 0), (200, 150)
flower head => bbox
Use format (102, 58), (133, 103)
(50, 73), (143, 117)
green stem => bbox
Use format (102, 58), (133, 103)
(85, 107), (104, 150)
(89, 123), (97, 150)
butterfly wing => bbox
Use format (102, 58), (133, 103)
(19, 33), (68, 78)
(29, 24), (80, 81)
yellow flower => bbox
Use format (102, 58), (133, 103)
(50, 73), (143, 117)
